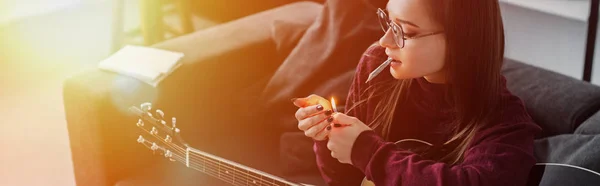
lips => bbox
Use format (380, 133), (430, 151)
(384, 49), (401, 63)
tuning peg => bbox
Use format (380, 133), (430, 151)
(155, 109), (165, 119)
(136, 119), (144, 127)
(151, 142), (159, 151)
(165, 135), (172, 143)
(171, 117), (177, 128)
(164, 150), (173, 158)
(137, 135), (145, 143)
(155, 110), (168, 125)
(151, 127), (158, 135)
(140, 102), (152, 112)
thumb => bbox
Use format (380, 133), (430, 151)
(331, 113), (359, 125)
(291, 97), (309, 107)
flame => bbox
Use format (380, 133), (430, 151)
(331, 97), (337, 113)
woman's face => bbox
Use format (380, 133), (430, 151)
(379, 0), (446, 83)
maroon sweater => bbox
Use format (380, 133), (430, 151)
(313, 45), (541, 186)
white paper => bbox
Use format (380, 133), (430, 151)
(98, 45), (184, 87)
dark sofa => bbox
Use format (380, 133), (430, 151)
(63, 1), (600, 186)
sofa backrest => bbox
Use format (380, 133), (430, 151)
(501, 59), (600, 137)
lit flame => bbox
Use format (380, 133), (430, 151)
(331, 97), (337, 113)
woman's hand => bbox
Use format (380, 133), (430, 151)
(327, 113), (372, 164)
(292, 94), (334, 141)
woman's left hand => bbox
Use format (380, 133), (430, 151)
(327, 113), (373, 164)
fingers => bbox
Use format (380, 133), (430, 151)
(313, 125), (331, 141)
(303, 116), (334, 139)
(295, 104), (332, 121)
(298, 110), (328, 130)
(292, 94), (337, 141)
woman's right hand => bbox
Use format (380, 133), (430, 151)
(292, 94), (335, 141)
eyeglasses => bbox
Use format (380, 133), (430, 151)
(377, 8), (443, 48)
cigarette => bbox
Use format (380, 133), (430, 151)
(365, 58), (393, 83)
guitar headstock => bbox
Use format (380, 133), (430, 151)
(129, 102), (190, 162)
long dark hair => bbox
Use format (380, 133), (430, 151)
(347, 0), (506, 165)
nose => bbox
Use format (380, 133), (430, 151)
(378, 28), (398, 49)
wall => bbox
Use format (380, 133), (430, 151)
(0, 0), (106, 25)
(500, 1), (600, 85)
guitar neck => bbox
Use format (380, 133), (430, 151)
(130, 104), (304, 186)
(183, 147), (299, 186)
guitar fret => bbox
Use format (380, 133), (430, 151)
(187, 150), (293, 186)
(221, 162), (236, 185)
(189, 152), (287, 186)
(203, 155), (206, 172)
(188, 154), (290, 186)
(186, 162), (235, 185)
(248, 170), (259, 185)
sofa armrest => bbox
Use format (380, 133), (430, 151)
(64, 71), (158, 186)
(64, 2), (322, 186)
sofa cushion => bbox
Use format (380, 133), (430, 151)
(501, 59), (600, 137)
(532, 134), (600, 185)
(575, 111), (600, 134)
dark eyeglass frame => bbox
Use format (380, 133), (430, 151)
(377, 8), (444, 48)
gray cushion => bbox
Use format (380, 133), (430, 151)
(533, 134), (600, 186)
(575, 111), (600, 134)
(501, 59), (600, 137)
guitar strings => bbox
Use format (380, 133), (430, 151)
(139, 130), (290, 186)
(141, 141), (280, 186)
(141, 143), (277, 186)
(169, 155), (276, 186)
(140, 136), (276, 185)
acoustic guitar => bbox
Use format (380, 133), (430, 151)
(130, 103), (315, 186)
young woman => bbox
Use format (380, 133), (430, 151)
(292, 0), (541, 185)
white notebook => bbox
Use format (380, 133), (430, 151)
(98, 45), (184, 87)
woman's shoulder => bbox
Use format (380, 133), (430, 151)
(469, 76), (542, 145)
(498, 76), (532, 121)
(486, 76), (542, 133)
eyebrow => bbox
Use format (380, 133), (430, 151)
(385, 7), (421, 28)
(395, 18), (420, 28)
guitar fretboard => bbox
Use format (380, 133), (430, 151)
(185, 147), (297, 186)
